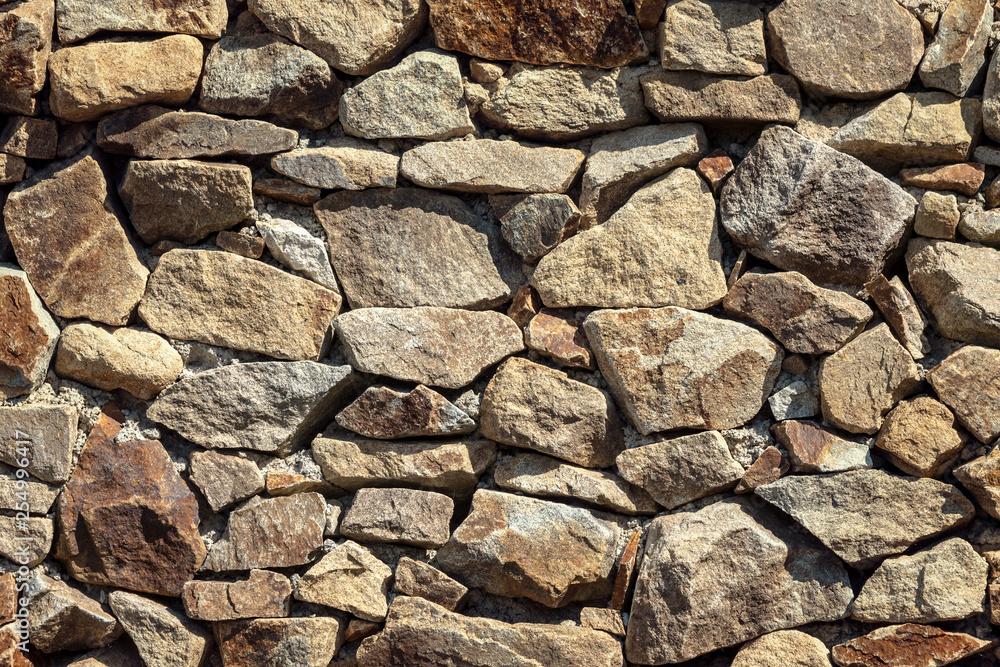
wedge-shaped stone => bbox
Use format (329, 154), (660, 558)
(313, 435), (496, 494)
(481, 357), (623, 468)
(774, 420), (873, 473)
(641, 71), (802, 124)
(831, 624), (996, 667)
(271, 143), (398, 190)
(524, 308), (594, 368)
(4, 155), (149, 326)
(660, 0), (766, 76)
(626, 497), (853, 664)
(865, 274), (930, 359)
(721, 126), (916, 286)
(358, 596), (624, 667)
(0, 0), (54, 115)
(393, 558), (468, 611)
(183, 570), (291, 621)
(56, 0), (227, 42)
(755, 469), (975, 567)
(918, 0), (992, 96)
(257, 218), (338, 291)
(340, 487), (454, 548)
(23, 575), (120, 653)
(98, 106), (298, 159)
(0, 405), (77, 483)
(585, 306), (783, 434)
(436, 490), (621, 607)
(335, 385), (474, 439)
(928, 346), (1000, 444)
(317, 189), (511, 310)
(335, 308), (523, 388)
(48, 35), (202, 122)
(953, 447), (1000, 520)
(139, 250), (341, 361)
(295, 540), (392, 621)
(0, 265), (59, 399)
(188, 451), (265, 513)
(533, 168), (727, 309)
(215, 618), (345, 667)
(108, 591), (211, 667)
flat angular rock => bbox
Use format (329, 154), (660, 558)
(312, 435), (496, 493)
(724, 270), (873, 355)
(0, 265), (59, 399)
(831, 624), (995, 667)
(852, 538), (988, 623)
(183, 570), (291, 621)
(928, 346), (1000, 444)
(641, 71), (802, 125)
(393, 557), (468, 611)
(865, 275), (930, 359)
(0, 116), (56, 159)
(341, 487), (453, 547)
(500, 194), (581, 263)
(524, 308), (594, 369)
(139, 249), (341, 361)
(295, 540), (392, 621)
(697, 149), (734, 194)
(585, 306), (783, 434)
(481, 357), (623, 467)
(580, 123), (706, 227)
(249, 0), (426, 75)
(436, 489), (621, 607)
(24, 575), (120, 653)
(0, 405), (77, 483)
(340, 50), (472, 140)
(271, 144), (398, 190)
(426, 0), (645, 68)
(108, 591), (211, 667)
(626, 497), (853, 664)
(533, 168), (727, 309)
(774, 420), (873, 473)
(0, 0), (54, 116)
(98, 106), (298, 159)
(200, 28), (343, 130)
(907, 239), (1000, 347)
(660, 0), (766, 76)
(253, 177), (320, 205)
(480, 65), (650, 141)
(55, 409), (206, 596)
(0, 574), (12, 626)
(54, 323), (182, 400)
(204, 493), (326, 571)
(755, 469), (974, 567)
(615, 431), (744, 508)
(769, 380), (820, 420)
(317, 189), (511, 310)
(720, 126), (917, 286)
(215, 618), (345, 667)
(49, 35), (202, 122)
(257, 219), (338, 290)
(875, 397), (965, 477)
(189, 451), (265, 513)
(495, 452), (659, 515)
(150, 361), (356, 456)
(56, 0), (227, 42)
(954, 448), (1000, 520)
(0, 476), (58, 513)
(902, 163), (985, 196)
(335, 308), (523, 389)
(4, 155), (149, 326)
(358, 596), (623, 667)
(734, 446), (789, 494)
(335, 384), (474, 439)
(732, 631), (833, 667)
(918, 0), (992, 96)
(768, 0), (923, 100)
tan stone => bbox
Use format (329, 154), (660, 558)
(393, 557), (468, 611)
(865, 274), (930, 359)
(732, 631), (832, 667)
(0, 515), (51, 566)
(875, 397), (965, 477)
(340, 487), (454, 548)
(954, 447), (1000, 520)
(253, 177), (321, 205)
(918, 0), (993, 96)
(774, 420), (874, 473)
(216, 230), (265, 259)
(0, 405), (78, 484)
(189, 450), (265, 513)
(660, 0), (766, 76)
(108, 591), (210, 667)
(270, 143), (398, 190)
(215, 617), (345, 667)
(0, 574), (12, 626)
(295, 540), (392, 621)
(0, 0), (54, 115)
(182, 570), (292, 621)
(641, 71), (802, 124)
(56, 0), (228, 42)
(335, 384), (474, 439)
(0, 265), (59, 399)
(928, 346), (1000, 443)
(0, 154), (25, 184)
(23, 575), (120, 653)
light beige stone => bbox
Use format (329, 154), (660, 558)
(56, 0), (228, 42)
(928, 345), (1000, 443)
(918, 0), (992, 96)
(271, 143), (398, 190)
(874, 396), (966, 477)
(732, 631), (832, 667)
(295, 540), (392, 621)
(660, 0), (766, 76)
(108, 591), (211, 667)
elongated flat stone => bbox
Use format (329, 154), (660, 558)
(0, 265), (59, 399)
(340, 487), (454, 548)
(56, 0), (228, 42)
(183, 570), (292, 621)
(271, 143), (398, 190)
(831, 624), (995, 667)
(335, 384), (475, 439)
(215, 617), (345, 667)
(641, 71), (802, 124)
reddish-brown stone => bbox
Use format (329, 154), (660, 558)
(253, 177), (322, 205)
(990, 583), (1000, 625)
(508, 284), (542, 328)
(900, 162), (985, 196)
(182, 570), (292, 622)
(524, 308), (595, 369)
(0, 625), (34, 667)
(611, 528), (641, 611)
(54, 406), (206, 597)
(0, 573), (14, 625)
(734, 446), (789, 493)
(426, 0), (647, 68)
(696, 149), (734, 195)
(335, 385), (475, 440)
(216, 230), (266, 259)
(831, 623), (996, 667)
(0, 266), (59, 399)
(634, 0), (667, 28)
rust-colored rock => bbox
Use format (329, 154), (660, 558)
(524, 308), (594, 369)
(0, 573), (14, 625)
(0, 624), (33, 667)
(0, 265), (59, 399)
(215, 617), (345, 667)
(425, 0), (647, 68)
(335, 384), (475, 439)
(508, 284), (543, 328)
(54, 407), (206, 597)
(899, 162), (985, 196)
(831, 624), (996, 667)
(610, 529), (641, 611)
(865, 274), (930, 359)
(735, 446), (789, 493)
(696, 149), (734, 195)
(875, 396), (966, 477)
(182, 570), (292, 621)
(774, 420), (873, 473)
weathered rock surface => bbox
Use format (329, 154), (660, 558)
(865, 274), (930, 359)
(902, 163), (985, 196)
(755, 469), (975, 567)
(295, 540), (392, 621)
(54, 323), (182, 400)
(721, 126), (917, 286)
(56, 0), (227, 43)
(953, 448), (1000, 520)
(735, 446), (789, 494)
(524, 308), (594, 369)
(253, 178), (321, 205)
(774, 420), (874, 473)
(48, 35), (202, 122)
(400, 140), (585, 194)
(335, 384), (474, 439)
(626, 497), (853, 664)
(55, 409), (206, 596)
(183, 570), (291, 621)
(108, 591), (211, 667)
(0, 264), (59, 399)
(0, 0), (52, 115)
(317, 188), (511, 310)
(340, 487), (454, 547)
(4, 155), (149, 326)
(0, 154), (25, 184)
(500, 194), (581, 263)
(204, 493), (326, 571)
(0, 405), (77, 483)
(874, 397), (965, 477)
(436, 490), (621, 607)
(852, 538), (988, 623)
(189, 451), (265, 513)
(139, 249), (341, 361)
(641, 71), (802, 125)
(918, 0), (992, 96)
(928, 345), (1000, 443)
(312, 435), (496, 493)
(584, 306), (783, 434)
(533, 168), (726, 309)
(0, 574), (12, 625)
(22, 575), (120, 653)
(340, 50), (473, 140)
(660, 0), (766, 76)
(214, 617), (345, 667)
(271, 144), (398, 190)
(768, 380), (820, 421)
(831, 624), (995, 667)
(254, 220), (335, 290)
(335, 307), (523, 389)
(0, 116), (56, 159)
(393, 557), (468, 611)
(732, 631), (833, 667)
(0, 515), (52, 566)
(0, 624), (32, 667)
(357, 596), (624, 666)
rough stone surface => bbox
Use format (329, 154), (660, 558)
(626, 497), (853, 664)
(0, 574), (12, 625)
(734, 446), (789, 494)
(928, 346), (1000, 444)
(902, 163), (985, 196)
(214, 231), (265, 259)
(865, 274), (930, 359)
(0, 116), (56, 158)
(0, 0), (54, 116)
(774, 420), (874, 473)
(954, 447), (1000, 520)
(755, 469), (975, 567)
(831, 624), (995, 667)
(721, 126), (917, 286)
(918, 0), (992, 96)
(182, 570), (292, 621)
(188, 450), (265, 513)
(257, 219), (338, 291)
(3, 155), (149, 326)
(270, 144), (397, 190)
(214, 617), (345, 667)
(335, 307), (524, 389)
(108, 591), (211, 667)
(732, 631), (833, 667)
(340, 487), (454, 547)
(769, 381), (820, 421)
(0, 405), (77, 483)
(0, 264), (59, 399)
(393, 557), (468, 611)
(500, 194), (581, 263)
(56, 0), (227, 43)
(0, 154), (25, 184)
(641, 71), (802, 125)
(524, 308), (594, 369)
(0, 515), (51, 566)
(22, 575), (120, 653)
(660, 0), (766, 76)
(253, 178), (321, 205)
(533, 168), (726, 309)
(874, 397), (966, 477)
(436, 489), (621, 607)
(295, 540), (392, 621)
(139, 249), (341, 361)
(584, 306), (783, 434)
(335, 384), (474, 439)
(916, 191), (960, 239)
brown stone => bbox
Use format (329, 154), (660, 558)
(393, 557), (469, 611)
(0, 117), (57, 159)
(182, 570), (292, 621)
(56, 0), (227, 43)
(875, 396), (966, 477)
(215, 617), (345, 667)
(865, 275), (930, 359)
(735, 446), (789, 494)
(928, 345), (1000, 443)
(0, 154), (25, 184)
(345, 620), (381, 644)
(641, 71), (802, 125)
(774, 420), (873, 473)
(265, 471), (335, 497)
(216, 230), (266, 259)
(0, 265), (59, 400)
(425, 0), (646, 68)
(296, 540), (392, 621)
(899, 162), (985, 196)
(0, 574), (13, 625)
(0, 0), (54, 116)
(953, 447), (1000, 521)
(3, 155), (149, 326)
(54, 407), (206, 597)
(610, 529), (641, 611)
(991, 583), (1000, 625)
(340, 487), (454, 548)
(635, 0), (666, 28)
(696, 149), (734, 194)
(55, 123), (94, 159)
(253, 177), (321, 205)
(0, 405), (77, 483)
(831, 624), (995, 667)
(524, 308), (594, 369)
(508, 284), (542, 328)
(0, 625), (32, 667)
(335, 384), (475, 439)
(23, 575), (120, 653)
(189, 450), (265, 513)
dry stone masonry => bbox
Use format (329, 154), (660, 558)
(7, 0), (1000, 665)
